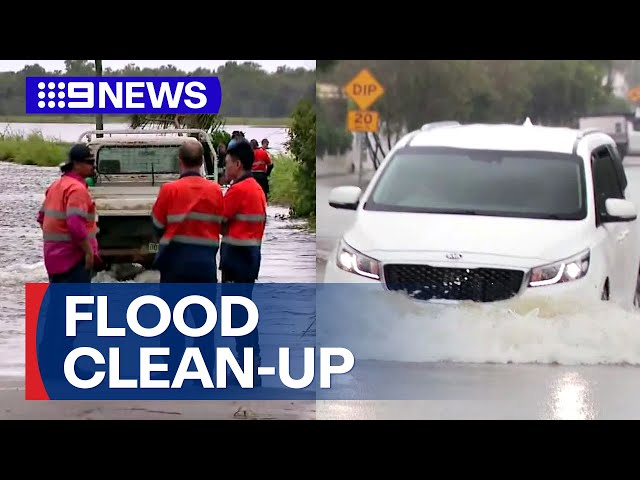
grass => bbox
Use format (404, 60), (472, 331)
(0, 115), (292, 127)
(269, 154), (316, 232)
(0, 129), (70, 166)
(269, 154), (300, 206)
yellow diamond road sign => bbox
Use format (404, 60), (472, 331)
(343, 69), (385, 110)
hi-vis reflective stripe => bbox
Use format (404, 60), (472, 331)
(42, 208), (95, 221)
(166, 212), (224, 223)
(160, 235), (220, 247)
(43, 231), (98, 242)
(152, 213), (164, 229)
(234, 214), (266, 222)
(66, 207), (96, 221)
(221, 236), (262, 246)
(42, 208), (65, 219)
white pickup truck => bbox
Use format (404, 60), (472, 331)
(78, 128), (222, 275)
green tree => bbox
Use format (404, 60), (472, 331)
(318, 60), (620, 166)
(286, 100), (315, 218)
(317, 61), (338, 72)
(0, 61), (314, 119)
(525, 60), (612, 125)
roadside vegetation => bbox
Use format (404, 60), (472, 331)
(0, 130), (70, 166)
(283, 100), (315, 230)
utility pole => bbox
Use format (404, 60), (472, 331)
(95, 60), (104, 138)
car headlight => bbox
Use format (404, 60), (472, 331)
(336, 240), (381, 280)
(528, 249), (590, 287)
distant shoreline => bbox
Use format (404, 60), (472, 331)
(0, 115), (292, 128)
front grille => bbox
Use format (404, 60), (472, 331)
(383, 264), (525, 303)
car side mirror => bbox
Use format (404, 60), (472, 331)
(604, 198), (638, 222)
(329, 186), (362, 210)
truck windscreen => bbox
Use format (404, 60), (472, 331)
(96, 145), (181, 174)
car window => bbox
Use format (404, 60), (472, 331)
(365, 147), (587, 220)
(606, 144), (628, 193)
(591, 146), (624, 218)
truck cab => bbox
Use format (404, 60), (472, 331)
(78, 128), (221, 275)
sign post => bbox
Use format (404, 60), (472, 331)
(343, 69), (385, 186)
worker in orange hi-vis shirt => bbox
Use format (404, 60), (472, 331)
(250, 138), (272, 198)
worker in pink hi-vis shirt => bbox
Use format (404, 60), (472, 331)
(37, 144), (102, 283)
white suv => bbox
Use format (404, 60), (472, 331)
(324, 121), (640, 308)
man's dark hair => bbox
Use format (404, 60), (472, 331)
(179, 141), (204, 168)
(227, 140), (254, 171)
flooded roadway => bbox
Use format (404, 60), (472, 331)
(0, 162), (316, 377)
(316, 158), (640, 419)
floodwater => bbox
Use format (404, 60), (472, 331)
(0, 151), (315, 377)
(315, 158), (640, 419)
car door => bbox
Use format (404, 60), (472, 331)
(591, 145), (632, 302)
(607, 143), (640, 302)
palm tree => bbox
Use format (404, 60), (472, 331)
(128, 113), (226, 133)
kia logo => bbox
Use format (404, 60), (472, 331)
(445, 252), (462, 260)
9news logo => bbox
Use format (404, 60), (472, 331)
(35, 81), (68, 109)
(25, 76), (222, 115)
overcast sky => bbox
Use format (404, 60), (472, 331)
(0, 59), (316, 73)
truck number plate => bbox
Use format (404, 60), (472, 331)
(148, 242), (159, 253)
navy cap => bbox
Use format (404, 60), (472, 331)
(69, 144), (93, 162)
(61, 144), (94, 172)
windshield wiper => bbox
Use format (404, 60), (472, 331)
(445, 209), (481, 215)
(541, 214), (573, 220)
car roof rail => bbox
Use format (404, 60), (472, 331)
(572, 128), (604, 154)
(404, 129), (427, 147)
(420, 121), (460, 131)
(576, 127), (602, 139)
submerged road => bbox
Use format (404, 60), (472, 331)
(316, 158), (640, 420)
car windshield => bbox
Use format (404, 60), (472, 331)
(96, 145), (181, 174)
(365, 147), (587, 220)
